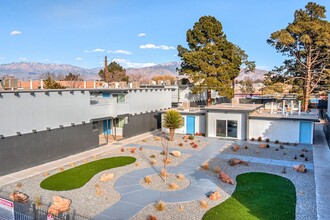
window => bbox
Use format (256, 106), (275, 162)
(113, 94), (125, 103)
(92, 121), (99, 131)
(216, 120), (238, 138)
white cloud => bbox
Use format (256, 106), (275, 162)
(10, 31), (22, 36)
(112, 58), (156, 68)
(19, 57), (28, 61)
(75, 57), (83, 61)
(107, 50), (132, 55)
(137, 33), (146, 37)
(140, 44), (175, 50)
(84, 48), (105, 53)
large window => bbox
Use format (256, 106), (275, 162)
(216, 120), (238, 138)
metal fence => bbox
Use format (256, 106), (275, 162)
(0, 190), (89, 220)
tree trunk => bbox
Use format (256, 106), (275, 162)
(207, 89), (211, 106)
(303, 54), (312, 112)
(169, 129), (175, 141)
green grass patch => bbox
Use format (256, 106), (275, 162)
(40, 156), (136, 191)
(203, 172), (296, 220)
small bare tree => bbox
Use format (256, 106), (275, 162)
(160, 132), (169, 182)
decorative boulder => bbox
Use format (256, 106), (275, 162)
(10, 192), (29, 203)
(171, 151), (181, 157)
(232, 145), (240, 151)
(229, 158), (248, 166)
(293, 164), (307, 173)
(48, 196), (71, 216)
(208, 191), (221, 201)
(100, 173), (115, 182)
(219, 171), (234, 185)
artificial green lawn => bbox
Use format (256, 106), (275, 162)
(40, 156), (136, 191)
(203, 172), (296, 220)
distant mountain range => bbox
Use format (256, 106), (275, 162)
(0, 61), (268, 81)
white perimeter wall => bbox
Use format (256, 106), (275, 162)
(249, 119), (305, 143)
(207, 112), (245, 140)
(0, 91), (91, 136)
(161, 114), (205, 134)
(126, 89), (172, 114)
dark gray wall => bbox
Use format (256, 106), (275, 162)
(0, 123), (99, 176)
(123, 112), (161, 138)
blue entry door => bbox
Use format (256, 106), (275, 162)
(299, 122), (312, 144)
(186, 116), (195, 135)
(103, 119), (112, 134)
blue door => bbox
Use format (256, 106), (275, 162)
(103, 120), (112, 134)
(299, 122), (312, 144)
(102, 93), (110, 98)
(186, 116), (195, 135)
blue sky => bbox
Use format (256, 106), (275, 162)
(1, 0), (330, 70)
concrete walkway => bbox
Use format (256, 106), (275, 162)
(0, 131), (159, 187)
(313, 123), (330, 220)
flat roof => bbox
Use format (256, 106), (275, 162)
(0, 87), (172, 94)
(204, 103), (263, 112)
(249, 111), (319, 122)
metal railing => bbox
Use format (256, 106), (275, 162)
(0, 189), (89, 220)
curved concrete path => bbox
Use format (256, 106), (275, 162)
(93, 138), (233, 220)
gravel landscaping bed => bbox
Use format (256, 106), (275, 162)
(140, 173), (190, 192)
(222, 141), (313, 162)
(0, 146), (191, 218)
(135, 134), (208, 151)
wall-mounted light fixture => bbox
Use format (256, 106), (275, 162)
(32, 129), (37, 133)
(16, 132), (21, 136)
(47, 127), (51, 131)
(59, 125), (64, 129)
(71, 123), (75, 127)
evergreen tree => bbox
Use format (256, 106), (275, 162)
(267, 2), (330, 111)
(99, 61), (129, 83)
(239, 77), (254, 97)
(177, 16), (254, 105)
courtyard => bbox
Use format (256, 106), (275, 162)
(0, 129), (320, 220)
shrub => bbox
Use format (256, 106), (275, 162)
(161, 169), (167, 177)
(35, 195), (42, 207)
(213, 166), (221, 173)
(257, 137), (262, 142)
(168, 182), (179, 190)
(15, 183), (22, 189)
(251, 137), (255, 141)
(176, 173), (184, 180)
(266, 144), (270, 148)
(150, 154), (156, 158)
(150, 159), (157, 165)
(294, 155), (297, 160)
(300, 154), (305, 158)
(201, 162), (209, 170)
(142, 139), (147, 142)
(200, 199), (208, 208)
(279, 145), (284, 149)
(265, 138), (270, 142)
(178, 143), (183, 147)
(244, 145), (248, 149)
(155, 200), (165, 211)
(144, 176), (152, 184)
(275, 140), (280, 144)
(189, 135), (194, 140)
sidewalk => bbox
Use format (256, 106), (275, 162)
(0, 131), (159, 187)
(313, 123), (330, 220)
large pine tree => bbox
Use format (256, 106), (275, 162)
(177, 16), (254, 105)
(267, 2), (330, 111)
